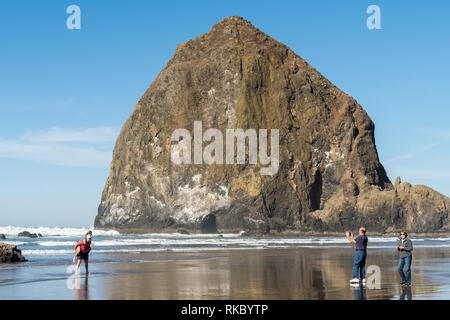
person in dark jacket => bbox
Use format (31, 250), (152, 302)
(397, 230), (413, 286)
(346, 227), (368, 284)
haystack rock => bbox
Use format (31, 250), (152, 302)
(95, 16), (450, 234)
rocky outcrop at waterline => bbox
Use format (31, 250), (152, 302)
(95, 16), (450, 234)
(18, 231), (42, 238)
(0, 243), (27, 263)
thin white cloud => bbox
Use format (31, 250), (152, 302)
(20, 126), (118, 143)
(383, 142), (442, 164)
(0, 127), (119, 167)
(384, 127), (450, 165)
(438, 131), (450, 139)
(405, 170), (450, 181)
(415, 128), (450, 140)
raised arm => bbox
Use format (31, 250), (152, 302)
(346, 231), (356, 244)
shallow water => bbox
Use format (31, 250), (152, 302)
(1, 226), (450, 268)
(1, 227), (450, 299)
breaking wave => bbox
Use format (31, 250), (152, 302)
(2, 225), (450, 263)
(0, 226), (119, 237)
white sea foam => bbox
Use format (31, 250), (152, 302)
(21, 237), (402, 248)
(19, 240), (450, 256)
(31, 241), (77, 246)
(4, 225), (450, 258)
(21, 246), (273, 255)
(0, 241), (26, 245)
(4, 232), (450, 248)
(22, 249), (74, 255)
(0, 226), (119, 237)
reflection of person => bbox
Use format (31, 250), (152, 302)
(73, 232), (92, 274)
(353, 285), (367, 300)
(400, 285), (412, 300)
(397, 230), (413, 286)
(346, 227), (368, 284)
(74, 273), (89, 300)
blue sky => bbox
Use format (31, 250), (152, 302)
(0, 0), (449, 227)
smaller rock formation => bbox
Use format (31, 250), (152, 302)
(395, 176), (402, 188)
(0, 234), (6, 239)
(0, 243), (27, 263)
(18, 231), (42, 238)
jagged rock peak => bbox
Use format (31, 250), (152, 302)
(95, 16), (449, 234)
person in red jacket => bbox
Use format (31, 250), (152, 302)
(73, 232), (92, 274)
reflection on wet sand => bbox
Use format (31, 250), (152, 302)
(2, 246), (450, 299)
(102, 247), (450, 300)
(352, 285), (367, 300)
(400, 286), (412, 300)
(104, 249), (362, 299)
(73, 274), (89, 300)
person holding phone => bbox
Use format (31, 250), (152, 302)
(346, 227), (368, 284)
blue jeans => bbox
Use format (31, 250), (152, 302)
(398, 256), (412, 283)
(353, 250), (367, 279)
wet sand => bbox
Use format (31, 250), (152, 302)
(1, 247), (450, 299)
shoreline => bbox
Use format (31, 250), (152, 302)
(92, 226), (450, 238)
(2, 246), (450, 299)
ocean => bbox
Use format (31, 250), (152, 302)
(2, 226), (450, 299)
(2, 226), (450, 268)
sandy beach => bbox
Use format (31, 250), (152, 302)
(2, 246), (450, 300)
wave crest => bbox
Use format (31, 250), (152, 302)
(0, 226), (119, 237)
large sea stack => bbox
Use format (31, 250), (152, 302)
(95, 16), (450, 234)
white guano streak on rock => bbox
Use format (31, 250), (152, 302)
(324, 150), (345, 168)
(208, 88), (216, 96)
(172, 174), (230, 223)
(127, 187), (140, 198)
(150, 196), (165, 208)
